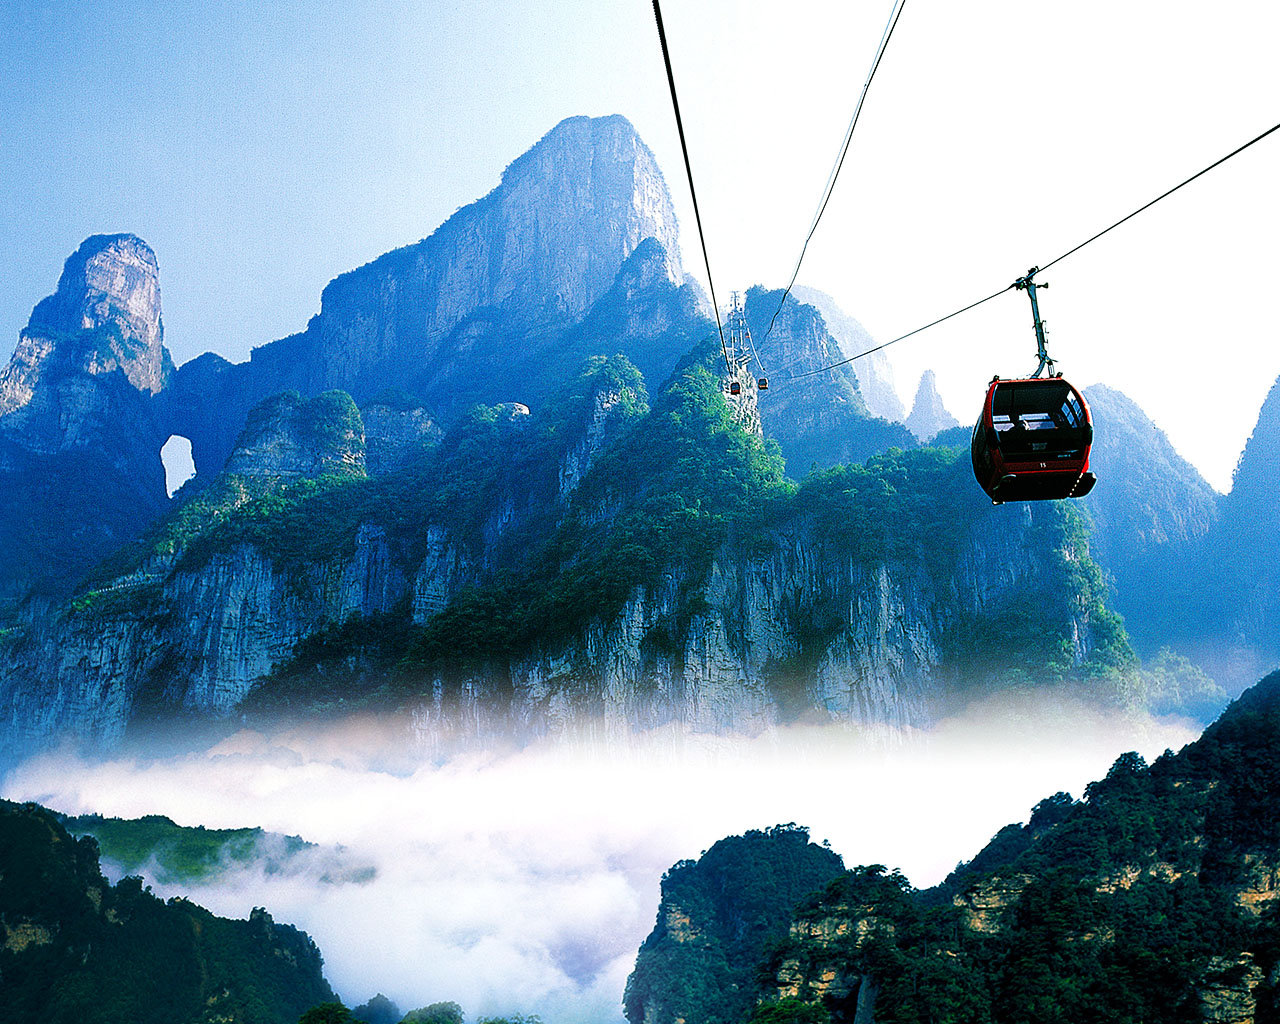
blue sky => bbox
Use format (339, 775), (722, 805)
(2, 0), (1278, 490)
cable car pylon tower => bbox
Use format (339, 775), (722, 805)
(724, 292), (768, 395)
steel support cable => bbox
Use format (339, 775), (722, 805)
(1037, 119), (1280, 274)
(783, 117), (1280, 381)
(745, 324), (764, 373)
(781, 284), (1015, 380)
(652, 0), (730, 372)
(759, 0), (908, 358)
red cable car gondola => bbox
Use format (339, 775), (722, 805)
(970, 375), (1096, 503)
(971, 268), (1097, 504)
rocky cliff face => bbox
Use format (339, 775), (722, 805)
(0, 233), (169, 454)
(446, 503), (1075, 743)
(361, 395), (441, 475)
(0, 118), (1137, 762)
(0, 234), (168, 426)
(0, 448), (1112, 762)
(306, 114), (682, 401)
(223, 390), (366, 478)
(160, 116), (691, 483)
(0, 235), (173, 604)
(0, 117), (694, 605)
(792, 285), (905, 423)
(747, 288), (915, 475)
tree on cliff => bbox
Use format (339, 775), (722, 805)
(400, 1003), (464, 1024)
(299, 1003), (355, 1024)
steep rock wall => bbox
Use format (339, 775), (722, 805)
(746, 287), (915, 475)
(0, 525), (433, 759)
(0, 235), (172, 604)
(0, 493), (1094, 760)
(0, 233), (167, 425)
(791, 284), (905, 424)
(411, 500), (1089, 745)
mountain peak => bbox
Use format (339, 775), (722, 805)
(296, 114), (684, 410)
(1082, 383), (1217, 551)
(905, 369), (959, 442)
(29, 233), (162, 347)
(13, 232), (167, 401)
(489, 113), (685, 301)
(791, 285), (905, 422)
(1227, 373), (1280, 510)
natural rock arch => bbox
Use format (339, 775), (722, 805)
(160, 434), (195, 496)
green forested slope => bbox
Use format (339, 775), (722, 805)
(0, 800), (334, 1024)
(633, 671), (1280, 1024)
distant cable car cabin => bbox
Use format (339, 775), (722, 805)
(971, 376), (1095, 503)
(971, 268), (1097, 504)
(757, 377), (769, 390)
(729, 380), (742, 396)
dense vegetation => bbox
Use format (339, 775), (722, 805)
(248, 343), (1136, 717)
(400, 341), (791, 674)
(0, 800), (333, 1024)
(231, 345), (796, 706)
(634, 671), (1280, 1024)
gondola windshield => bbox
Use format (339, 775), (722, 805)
(992, 381), (1089, 458)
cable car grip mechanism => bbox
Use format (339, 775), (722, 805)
(1014, 267), (1056, 378)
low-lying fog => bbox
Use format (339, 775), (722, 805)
(4, 693), (1199, 1024)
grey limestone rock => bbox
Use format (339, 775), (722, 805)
(792, 284), (906, 423)
(904, 369), (959, 443)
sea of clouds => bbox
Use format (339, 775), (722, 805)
(4, 693), (1200, 1024)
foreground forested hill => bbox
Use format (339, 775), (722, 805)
(629, 669), (1280, 1024)
(0, 800), (334, 1024)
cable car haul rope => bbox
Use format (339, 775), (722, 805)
(651, 0), (730, 372)
(783, 119), (1280, 383)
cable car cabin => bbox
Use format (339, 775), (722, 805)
(729, 381), (741, 396)
(971, 376), (1096, 503)
(757, 377), (769, 390)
